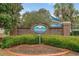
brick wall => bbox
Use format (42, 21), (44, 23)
(10, 22), (71, 36)
(62, 22), (71, 36)
(16, 28), (63, 35)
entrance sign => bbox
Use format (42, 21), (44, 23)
(33, 25), (47, 44)
(33, 25), (47, 34)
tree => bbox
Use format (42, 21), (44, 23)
(54, 3), (75, 22)
(72, 10), (79, 29)
(0, 3), (23, 34)
(54, 3), (79, 33)
(54, 3), (61, 17)
(22, 8), (52, 28)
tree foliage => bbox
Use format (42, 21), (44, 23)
(54, 3), (79, 30)
(0, 3), (23, 34)
(54, 3), (75, 22)
(22, 8), (52, 28)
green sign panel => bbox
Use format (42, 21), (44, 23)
(33, 25), (47, 34)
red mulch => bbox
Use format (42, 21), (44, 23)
(8, 44), (67, 55)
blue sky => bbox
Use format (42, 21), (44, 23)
(20, 3), (79, 16)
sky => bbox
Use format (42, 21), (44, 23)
(20, 3), (79, 16)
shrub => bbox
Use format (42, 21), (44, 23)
(1, 34), (79, 52)
(71, 31), (79, 36)
(42, 35), (79, 52)
(1, 34), (39, 48)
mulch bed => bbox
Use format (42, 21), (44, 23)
(8, 44), (68, 55)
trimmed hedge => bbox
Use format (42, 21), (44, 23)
(42, 35), (79, 52)
(1, 34), (79, 52)
(71, 31), (79, 36)
(1, 35), (39, 48)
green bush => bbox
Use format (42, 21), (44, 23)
(1, 34), (79, 52)
(42, 35), (79, 52)
(1, 34), (39, 48)
(71, 31), (79, 36)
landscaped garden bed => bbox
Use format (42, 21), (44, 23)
(5, 44), (69, 56)
(0, 34), (79, 56)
